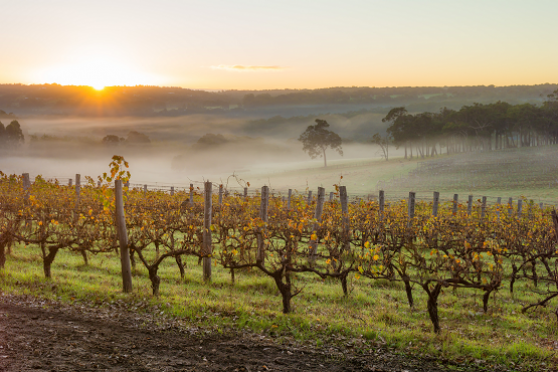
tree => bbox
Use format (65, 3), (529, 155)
(126, 131), (151, 144)
(5, 120), (24, 146)
(371, 132), (391, 160)
(383, 107), (410, 158)
(298, 119), (342, 167)
(194, 133), (228, 148)
(102, 135), (120, 146)
(0, 121), (5, 145)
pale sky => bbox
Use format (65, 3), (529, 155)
(2, 0), (557, 90)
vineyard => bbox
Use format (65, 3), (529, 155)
(2, 159), (558, 369)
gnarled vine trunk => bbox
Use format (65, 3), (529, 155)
(423, 282), (442, 333)
(149, 266), (161, 296)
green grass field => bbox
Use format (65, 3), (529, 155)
(245, 145), (558, 204)
(2, 243), (557, 370)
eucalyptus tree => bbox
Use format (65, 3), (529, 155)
(299, 119), (343, 167)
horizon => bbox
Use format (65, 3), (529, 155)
(2, 82), (558, 93)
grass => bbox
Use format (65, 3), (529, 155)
(2, 243), (557, 370)
(244, 144), (558, 204)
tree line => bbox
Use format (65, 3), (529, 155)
(382, 89), (558, 159)
(0, 120), (24, 147)
(1, 83), (557, 116)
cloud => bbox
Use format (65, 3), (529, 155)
(211, 65), (285, 72)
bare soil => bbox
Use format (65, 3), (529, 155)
(0, 294), (507, 371)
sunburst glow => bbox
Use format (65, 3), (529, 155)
(35, 53), (162, 88)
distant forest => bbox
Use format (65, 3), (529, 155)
(382, 90), (558, 159)
(1, 83), (557, 117)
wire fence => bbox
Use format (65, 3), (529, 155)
(4, 172), (558, 211)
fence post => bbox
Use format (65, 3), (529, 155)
(257, 186), (269, 263)
(97, 180), (101, 188)
(310, 187), (325, 262)
(539, 202), (544, 210)
(408, 192), (416, 227)
(243, 187), (248, 200)
(517, 199), (523, 218)
(496, 197), (502, 220)
(481, 196), (487, 219)
(203, 181), (212, 281)
(552, 210), (558, 242)
(432, 191), (439, 217)
(287, 189), (292, 209)
(340, 186), (349, 214)
(189, 184), (194, 206)
(467, 195), (473, 216)
(22, 173), (30, 201)
(219, 184), (224, 206)
(451, 194), (458, 216)
(115, 180), (133, 293)
(170, 186), (174, 196)
(75, 174), (81, 200)
(69, 178), (72, 187)
(75, 174), (81, 224)
(508, 197), (513, 218)
(307, 190), (312, 205)
(339, 186), (349, 251)
(144, 184), (147, 195)
(329, 192), (334, 202)
(378, 190), (385, 220)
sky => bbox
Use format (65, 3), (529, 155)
(2, 0), (558, 90)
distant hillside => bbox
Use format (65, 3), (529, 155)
(0, 83), (556, 117)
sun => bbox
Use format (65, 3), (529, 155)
(37, 51), (162, 88)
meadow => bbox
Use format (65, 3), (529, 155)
(248, 144), (558, 203)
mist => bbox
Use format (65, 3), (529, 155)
(1, 111), (395, 190)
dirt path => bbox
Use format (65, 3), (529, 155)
(0, 295), (484, 371)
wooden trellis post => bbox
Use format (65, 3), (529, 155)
(310, 187), (325, 262)
(408, 192), (416, 227)
(190, 184), (194, 206)
(481, 196), (487, 219)
(452, 194), (459, 216)
(22, 173), (30, 201)
(75, 174), (81, 200)
(379, 190), (385, 221)
(287, 189), (292, 209)
(339, 186), (349, 251)
(115, 180), (133, 293)
(203, 181), (213, 281)
(432, 191), (440, 217)
(496, 197), (502, 220)
(257, 186), (269, 264)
